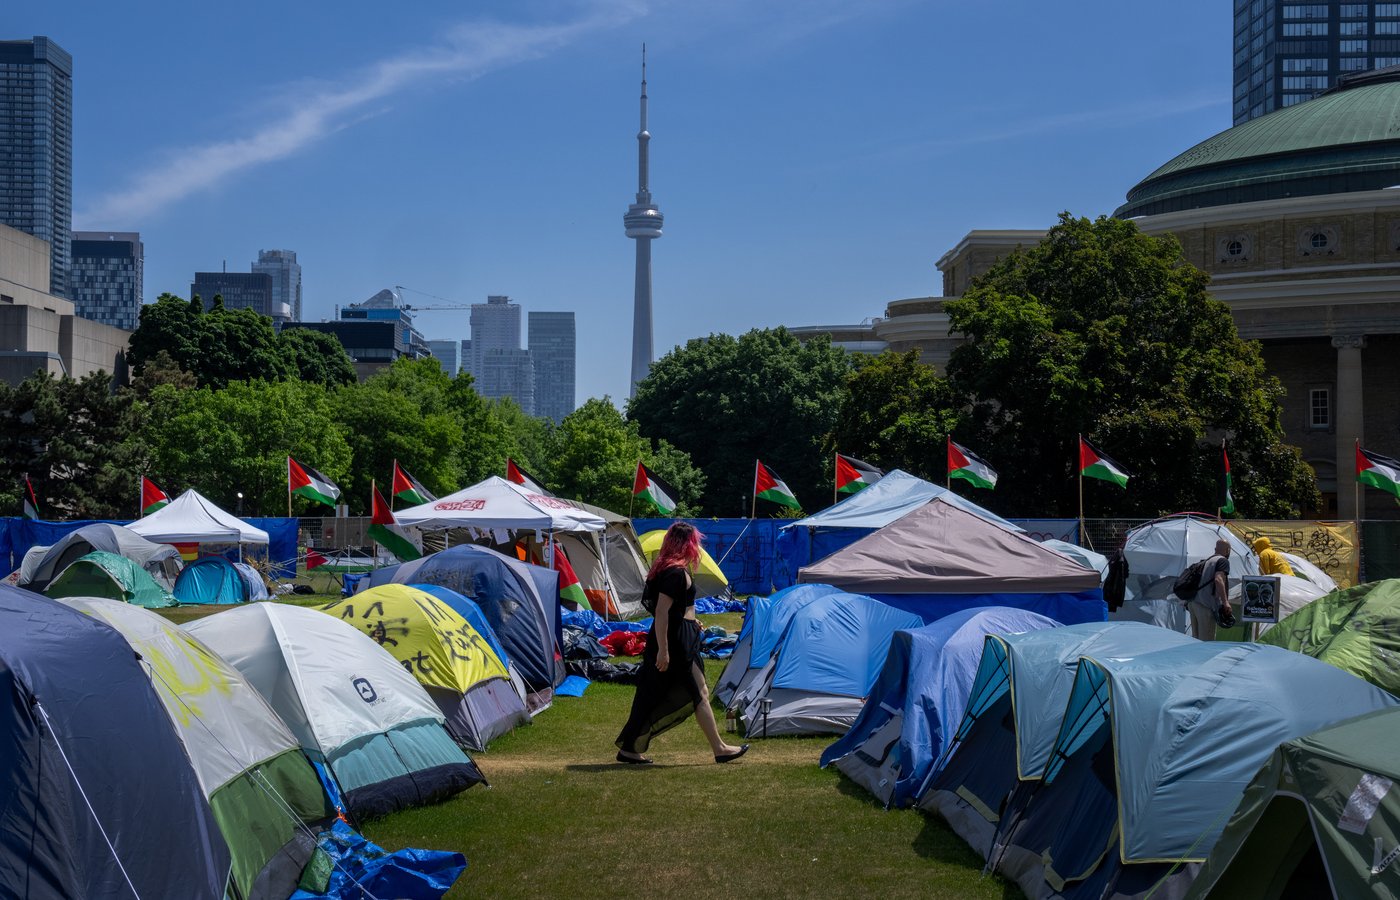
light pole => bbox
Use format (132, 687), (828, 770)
(236, 492), (244, 516)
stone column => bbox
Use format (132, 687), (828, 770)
(1333, 334), (1366, 520)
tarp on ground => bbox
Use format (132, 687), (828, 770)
(1259, 578), (1400, 695)
(1118, 514), (1260, 632)
(128, 489), (270, 544)
(395, 476), (605, 532)
(45, 550), (176, 608)
(632, 517), (779, 596)
(18, 522), (182, 591)
(0, 585), (230, 899)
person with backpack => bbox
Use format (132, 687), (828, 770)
(1180, 538), (1234, 641)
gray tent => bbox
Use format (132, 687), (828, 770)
(18, 523), (183, 591)
(797, 499), (1106, 625)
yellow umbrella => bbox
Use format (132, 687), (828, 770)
(638, 529), (729, 597)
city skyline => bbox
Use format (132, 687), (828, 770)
(9, 1), (1235, 403)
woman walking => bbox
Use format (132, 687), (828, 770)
(616, 522), (749, 765)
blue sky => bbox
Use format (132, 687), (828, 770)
(26, 0), (1229, 403)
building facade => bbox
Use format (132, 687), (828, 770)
(69, 231), (142, 331)
(285, 287), (429, 379)
(476, 347), (534, 415)
(428, 338), (462, 376)
(190, 271), (277, 320)
(252, 249), (302, 322)
(528, 311), (576, 422)
(0, 37), (72, 298)
(469, 295), (521, 377)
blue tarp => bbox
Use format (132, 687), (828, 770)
(290, 820), (465, 900)
(770, 593), (923, 697)
(632, 517), (779, 595)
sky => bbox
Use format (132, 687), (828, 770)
(20, 0), (1232, 404)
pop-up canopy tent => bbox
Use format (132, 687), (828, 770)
(394, 476), (606, 533)
(127, 488), (269, 550)
(0, 585), (231, 898)
(1186, 706), (1400, 900)
(716, 582), (844, 709)
(57, 597), (330, 899)
(1119, 514), (1259, 632)
(639, 528), (729, 598)
(45, 550), (176, 608)
(17, 522), (182, 591)
(172, 555), (268, 604)
(186, 603), (485, 823)
(919, 621), (1195, 861)
(1260, 578), (1400, 694)
(798, 498), (1105, 625)
(989, 642), (1397, 900)
(821, 606), (1059, 809)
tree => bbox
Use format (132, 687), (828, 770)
(628, 328), (849, 515)
(127, 292), (292, 388)
(943, 213), (1318, 518)
(551, 398), (704, 514)
(828, 350), (960, 483)
(279, 328), (357, 387)
(491, 398), (557, 487)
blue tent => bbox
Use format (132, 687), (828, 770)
(0, 584), (231, 898)
(732, 591), (923, 736)
(990, 642), (1399, 900)
(821, 607), (1060, 809)
(716, 582), (844, 708)
(173, 555), (256, 604)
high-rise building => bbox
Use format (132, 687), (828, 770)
(1233, 1), (1400, 124)
(252, 249), (301, 322)
(476, 348), (534, 415)
(623, 47), (663, 395)
(460, 339), (472, 375)
(528, 311), (576, 422)
(428, 338), (463, 375)
(0, 37), (73, 298)
(69, 231), (143, 331)
(190, 271), (277, 320)
(469, 295), (521, 376)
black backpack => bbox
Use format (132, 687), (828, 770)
(1172, 559), (1209, 601)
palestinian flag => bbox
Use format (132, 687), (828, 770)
(1079, 437), (1129, 489)
(835, 453), (882, 495)
(1357, 444), (1400, 499)
(755, 460), (801, 510)
(368, 483), (422, 562)
(305, 549), (328, 571)
(1220, 443), (1236, 516)
(551, 542), (589, 609)
(947, 439), (998, 490)
(507, 458), (552, 496)
(22, 476), (38, 520)
(391, 461), (435, 506)
(288, 457), (341, 507)
(142, 476), (170, 516)
(633, 462), (678, 515)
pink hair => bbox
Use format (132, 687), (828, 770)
(648, 522), (703, 579)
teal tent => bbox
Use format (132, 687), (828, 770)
(45, 550), (176, 608)
(173, 556), (266, 604)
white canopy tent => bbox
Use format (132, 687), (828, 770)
(395, 476), (607, 533)
(128, 489), (269, 549)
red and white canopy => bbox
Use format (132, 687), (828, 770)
(393, 476), (607, 533)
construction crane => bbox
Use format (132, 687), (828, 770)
(393, 285), (474, 311)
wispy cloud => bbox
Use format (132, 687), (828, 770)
(77, 3), (643, 225)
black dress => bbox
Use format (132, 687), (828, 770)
(615, 566), (703, 754)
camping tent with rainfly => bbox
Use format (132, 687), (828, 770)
(17, 521), (183, 591)
(185, 602), (486, 823)
(639, 528), (729, 598)
(173, 555), (269, 604)
(820, 606), (1060, 809)
(0, 584), (231, 899)
(320, 584), (530, 751)
(45, 550), (176, 608)
(1259, 577), (1400, 694)
(1184, 706), (1400, 900)
(1118, 514), (1259, 633)
(55, 596), (331, 900)
(716, 582), (845, 709)
(556, 499), (650, 617)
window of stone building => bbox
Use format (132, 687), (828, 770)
(1227, 240), (1244, 256)
(1311, 232), (1330, 249)
(1309, 386), (1332, 430)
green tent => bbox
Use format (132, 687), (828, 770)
(1259, 578), (1400, 694)
(46, 550), (177, 608)
(1186, 706), (1400, 899)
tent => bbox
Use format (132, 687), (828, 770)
(57, 597), (330, 899)
(369, 544), (563, 706)
(321, 585), (530, 751)
(732, 591), (923, 736)
(797, 498), (1106, 625)
(989, 642), (1397, 900)
(638, 528), (729, 598)
(394, 475), (606, 532)
(1281, 551), (1338, 592)
(185, 602), (485, 822)
(0, 585), (230, 898)
(173, 555), (267, 604)
(128, 488), (270, 547)
(716, 582), (844, 709)
(45, 550), (176, 608)
(919, 622), (1195, 860)
(1041, 539), (1108, 578)
(1118, 515), (1259, 633)
(1185, 706), (1400, 900)
(555, 500), (649, 617)
(1259, 578), (1400, 694)
(821, 607), (1059, 809)
(17, 522), (183, 591)
(1255, 573), (1329, 636)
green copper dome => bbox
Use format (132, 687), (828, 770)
(1117, 68), (1400, 218)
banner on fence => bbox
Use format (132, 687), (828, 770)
(1009, 519), (1079, 544)
(633, 518), (778, 595)
(1227, 520), (1358, 589)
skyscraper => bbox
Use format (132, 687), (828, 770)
(469, 295), (521, 376)
(623, 46), (663, 396)
(428, 338), (463, 375)
(528, 311), (576, 422)
(190, 271), (275, 318)
(0, 37), (73, 298)
(1233, 1), (1400, 124)
(69, 231), (142, 331)
(477, 348), (534, 415)
(252, 249), (301, 321)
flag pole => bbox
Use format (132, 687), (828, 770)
(1355, 439), (1362, 539)
(1077, 434), (1085, 545)
(833, 452), (837, 507)
(390, 461), (396, 513)
(751, 460), (758, 520)
(629, 460), (637, 519)
(946, 437), (951, 490)
(1217, 439), (1225, 523)
(286, 456), (292, 518)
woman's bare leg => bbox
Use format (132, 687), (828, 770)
(692, 663), (742, 756)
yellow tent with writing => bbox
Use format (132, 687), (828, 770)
(320, 584), (529, 750)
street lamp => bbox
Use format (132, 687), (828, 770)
(236, 492), (244, 516)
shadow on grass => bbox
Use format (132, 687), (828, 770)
(913, 813), (1024, 900)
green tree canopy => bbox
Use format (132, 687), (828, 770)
(828, 349), (960, 484)
(628, 328), (849, 515)
(278, 328), (357, 387)
(944, 213), (1318, 518)
(491, 397), (558, 488)
(552, 398), (704, 515)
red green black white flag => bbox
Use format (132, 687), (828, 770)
(391, 460), (435, 506)
(369, 482), (422, 562)
(835, 453), (883, 495)
(288, 457), (341, 507)
(1220, 443), (1236, 515)
(507, 458), (553, 497)
(755, 460), (802, 510)
(22, 475), (38, 520)
(947, 439), (998, 490)
(1357, 444), (1400, 499)
(1078, 437), (1130, 489)
(633, 462), (678, 515)
(141, 476), (170, 516)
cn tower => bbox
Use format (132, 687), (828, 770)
(624, 45), (663, 396)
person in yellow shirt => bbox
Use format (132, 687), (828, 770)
(1252, 536), (1295, 577)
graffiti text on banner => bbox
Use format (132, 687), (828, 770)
(1227, 520), (1358, 589)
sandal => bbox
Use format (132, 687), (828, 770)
(616, 751), (653, 765)
(714, 744), (750, 764)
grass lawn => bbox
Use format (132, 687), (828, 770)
(165, 601), (1016, 899)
